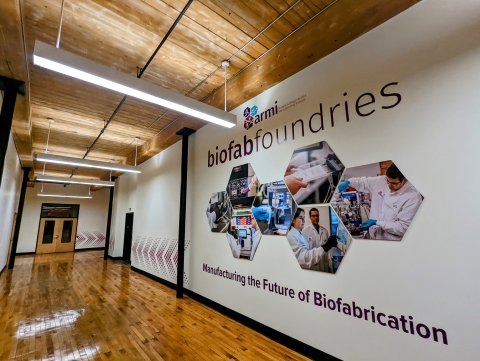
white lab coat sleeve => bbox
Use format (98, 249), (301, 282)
(348, 176), (383, 194)
(376, 193), (423, 237)
(287, 230), (325, 269)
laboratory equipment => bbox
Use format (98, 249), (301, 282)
(227, 164), (258, 207)
(267, 182), (292, 232)
(230, 208), (254, 259)
(331, 191), (370, 237)
(287, 146), (344, 204)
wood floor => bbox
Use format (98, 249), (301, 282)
(0, 251), (310, 361)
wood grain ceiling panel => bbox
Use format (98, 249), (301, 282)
(205, 0), (421, 108)
(1, 0), (422, 181)
(196, 0), (276, 58)
(0, 0), (25, 79)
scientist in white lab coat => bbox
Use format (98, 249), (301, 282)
(302, 207), (329, 248)
(286, 208), (339, 270)
(337, 163), (423, 241)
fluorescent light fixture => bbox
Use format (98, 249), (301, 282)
(35, 153), (141, 174)
(36, 175), (115, 187)
(37, 193), (93, 199)
(33, 41), (236, 128)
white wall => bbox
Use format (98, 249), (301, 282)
(110, 142), (183, 283)
(112, 1), (480, 360)
(17, 183), (110, 252)
(110, 171), (138, 257)
(0, 132), (22, 272)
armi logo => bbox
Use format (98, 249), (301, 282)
(243, 101), (278, 130)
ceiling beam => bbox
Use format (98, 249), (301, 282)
(0, 0), (33, 166)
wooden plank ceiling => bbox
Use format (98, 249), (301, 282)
(0, 0), (421, 182)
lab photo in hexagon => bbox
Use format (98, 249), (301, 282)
(331, 160), (423, 241)
(283, 141), (344, 205)
(206, 191), (231, 233)
(227, 163), (260, 208)
(287, 205), (351, 273)
(226, 207), (261, 261)
(251, 180), (294, 236)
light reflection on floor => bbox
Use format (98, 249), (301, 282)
(16, 309), (85, 338)
(31, 345), (99, 361)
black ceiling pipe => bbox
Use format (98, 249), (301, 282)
(176, 127), (196, 298)
(83, 0), (193, 159)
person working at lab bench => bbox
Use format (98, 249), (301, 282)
(337, 163), (422, 241)
(284, 164), (308, 195)
(286, 208), (340, 270)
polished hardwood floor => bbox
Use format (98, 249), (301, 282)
(0, 251), (310, 360)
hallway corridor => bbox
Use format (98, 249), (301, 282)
(0, 252), (309, 360)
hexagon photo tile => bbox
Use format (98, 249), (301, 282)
(330, 160), (423, 241)
(227, 163), (260, 208)
(283, 141), (344, 205)
(226, 207), (261, 261)
(286, 204), (352, 273)
(251, 180), (294, 236)
(206, 191), (231, 233)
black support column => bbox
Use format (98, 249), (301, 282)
(0, 76), (25, 188)
(104, 177), (117, 260)
(8, 167), (31, 269)
(176, 127), (196, 298)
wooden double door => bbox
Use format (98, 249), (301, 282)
(36, 218), (78, 254)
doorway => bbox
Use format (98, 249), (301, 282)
(123, 212), (134, 263)
(36, 218), (78, 254)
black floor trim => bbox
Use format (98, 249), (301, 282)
(107, 255), (123, 261)
(130, 266), (340, 361)
(132, 266), (177, 289)
(75, 247), (105, 252)
(15, 252), (36, 256)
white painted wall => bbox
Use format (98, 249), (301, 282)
(17, 183), (110, 252)
(110, 171), (138, 258)
(0, 132), (22, 272)
(111, 1), (480, 359)
(110, 143), (183, 283)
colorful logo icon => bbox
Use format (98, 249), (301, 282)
(243, 105), (258, 130)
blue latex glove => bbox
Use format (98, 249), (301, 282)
(251, 206), (271, 221)
(337, 180), (350, 192)
(360, 219), (377, 230)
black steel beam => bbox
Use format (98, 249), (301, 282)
(8, 167), (31, 269)
(176, 127), (196, 298)
(104, 177), (117, 260)
(0, 76), (24, 188)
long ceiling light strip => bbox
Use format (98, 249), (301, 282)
(35, 175), (115, 187)
(33, 41), (236, 128)
(35, 153), (141, 174)
(37, 193), (93, 199)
